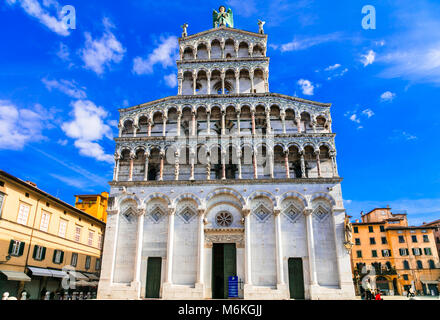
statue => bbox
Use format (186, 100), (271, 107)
(213, 5), (234, 28)
(343, 215), (354, 251)
(181, 23), (188, 37)
(258, 20), (265, 34)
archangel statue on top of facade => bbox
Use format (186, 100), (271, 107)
(213, 5), (234, 28)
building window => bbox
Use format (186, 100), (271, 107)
(424, 248), (432, 255)
(416, 260), (423, 269)
(356, 250), (362, 258)
(58, 219), (67, 238)
(88, 230), (94, 246)
(71, 253), (78, 267)
(428, 260), (435, 269)
(372, 250), (377, 257)
(17, 203), (30, 225)
(423, 235), (429, 242)
(398, 235), (405, 243)
(32, 245), (46, 261)
(399, 248), (409, 256)
(354, 226), (358, 233)
(403, 274), (409, 280)
(368, 226), (373, 233)
(75, 225), (82, 242)
(355, 238), (361, 245)
(381, 237), (387, 244)
(53, 250), (64, 264)
(370, 237), (376, 245)
(382, 249), (391, 257)
(95, 258), (101, 271)
(0, 192), (5, 217)
(98, 234), (103, 249)
(8, 240), (25, 257)
(412, 248), (422, 256)
(411, 235), (418, 243)
(437, 237), (440, 244)
(403, 260), (410, 270)
(85, 256), (91, 269)
(380, 225), (385, 232)
(39, 211), (51, 232)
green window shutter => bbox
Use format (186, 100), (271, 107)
(32, 246), (38, 259)
(60, 251), (64, 264)
(53, 250), (57, 263)
(8, 240), (14, 254)
(18, 242), (25, 256)
(41, 247), (46, 260)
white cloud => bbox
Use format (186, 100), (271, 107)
(42, 78), (86, 99)
(50, 173), (89, 189)
(132, 36), (178, 75)
(361, 50), (376, 66)
(349, 113), (360, 124)
(297, 79), (315, 96)
(0, 100), (52, 150)
(61, 100), (114, 162)
(6, 0), (69, 36)
(57, 139), (68, 146)
(80, 19), (125, 75)
(389, 130), (417, 142)
(362, 109), (375, 118)
(325, 64), (341, 71)
(275, 33), (342, 52)
(380, 91), (396, 102)
(56, 42), (70, 61)
(327, 67), (348, 80)
(164, 73), (177, 88)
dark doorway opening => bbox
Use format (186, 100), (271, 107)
(212, 243), (236, 299)
(288, 257), (305, 299)
(145, 257), (162, 298)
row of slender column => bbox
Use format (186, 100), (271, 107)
(113, 150), (338, 182)
(178, 69), (269, 95)
(180, 42), (265, 60)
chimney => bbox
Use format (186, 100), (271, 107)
(25, 181), (37, 187)
(355, 219), (359, 223)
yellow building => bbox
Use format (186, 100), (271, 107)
(351, 207), (440, 296)
(0, 170), (105, 299)
(74, 192), (109, 223)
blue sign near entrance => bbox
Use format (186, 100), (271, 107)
(228, 276), (238, 298)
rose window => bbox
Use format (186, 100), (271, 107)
(216, 212), (233, 227)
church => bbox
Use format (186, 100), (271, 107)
(97, 6), (355, 300)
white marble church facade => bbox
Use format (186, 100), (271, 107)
(97, 18), (355, 300)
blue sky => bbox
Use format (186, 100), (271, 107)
(0, 0), (439, 225)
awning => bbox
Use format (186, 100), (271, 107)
(50, 270), (67, 278)
(421, 280), (439, 284)
(68, 270), (88, 280)
(73, 280), (92, 287)
(28, 267), (54, 277)
(0, 270), (31, 282)
(83, 273), (99, 280)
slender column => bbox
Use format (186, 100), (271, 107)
(221, 71), (225, 94)
(174, 151), (180, 180)
(221, 151), (226, 180)
(251, 110), (256, 135)
(296, 116), (301, 133)
(133, 124), (138, 137)
(280, 112), (286, 134)
(207, 44), (211, 59)
(248, 44), (253, 57)
(113, 155), (120, 181)
(284, 150), (290, 178)
(133, 211), (144, 290)
(300, 150), (306, 178)
(147, 118), (152, 136)
(330, 151), (338, 177)
(236, 111), (241, 135)
(196, 208), (206, 284)
(162, 116), (167, 136)
(193, 72), (197, 95)
(265, 110), (271, 134)
(207, 111), (211, 135)
(274, 208), (284, 285)
(165, 207), (176, 284)
(253, 148), (258, 179)
(128, 153), (135, 181)
(177, 111), (182, 137)
(207, 71), (211, 95)
(234, 44), (239, 57)
(221, 110), (226, 135)
(250, 70), (254, 93)
(304, 208), (318, 285)
(221, 41), (225, 59)
(159, 150), (165, 181)
(311, 119), (317, 133)
(237, 151), (242, 179)
(264, 70), (269, 92)
(235, 70), (240, 93)
(177, 72), (183, 95)
(243, 208), (252, 285)
(315, 149), (321, 178)
(190, 151), (195, 180)
(268, 150), (274, 178)
(192, 110), (196, 136)
(206, 154), (211, 180)
(143, 152), (149, 181)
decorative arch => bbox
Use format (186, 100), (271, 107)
(310, 192), (336, 207)
(279, 191), (308, 208)
(173, 193), (202, 207)
(247, 190), (277, 207)
(143, 192), (171, 207)
(117, 194), (142, 209)
(205, 187), (246, 207)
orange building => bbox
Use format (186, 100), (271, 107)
(350, 207), (440, 296)
(74, 192), (109, 223)
(422, 219), (440, 258)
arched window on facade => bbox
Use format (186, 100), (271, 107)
(403, 260), (410, 270)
